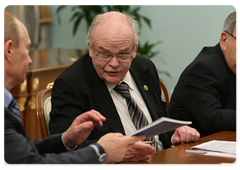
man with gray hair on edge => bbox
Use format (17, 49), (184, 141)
(168, 11), (236, 137)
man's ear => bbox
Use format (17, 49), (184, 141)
(87, 42), (93, 58)
(220, 32), (228, 52)
(135, 43), (138, 53)
(132, 43), (138, 59)
(4, 40), (14, 61)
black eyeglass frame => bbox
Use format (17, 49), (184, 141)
(225, 31), (236, 40)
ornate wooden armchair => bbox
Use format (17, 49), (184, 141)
(36, 82), (53, 139)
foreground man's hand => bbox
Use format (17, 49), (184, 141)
(97, 133), (146, 163)
(63, 109), (106, 148)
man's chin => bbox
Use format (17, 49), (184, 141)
(104, 77), (122, 85)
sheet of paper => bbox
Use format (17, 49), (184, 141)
(191, 140), (236, 155)
(204, 152), (236, 158)
(130, 117), (192, 138)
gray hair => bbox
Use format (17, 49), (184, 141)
(87, 12), (139, 46)
(223, 11), (236, 34)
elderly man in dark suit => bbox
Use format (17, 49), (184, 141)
(49, 11), (200, 162)
(168, 11), (236, 137)
(4, 11), (145, 164)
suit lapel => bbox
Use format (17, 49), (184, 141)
(85, 56), (125, 134)
(130, 58), (171, 149)
(130, 62), (159, 122)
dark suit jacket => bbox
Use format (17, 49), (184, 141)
(4, 108), (99, 164)
(168, 43), (236, 137)
(50, 53), (172, 149)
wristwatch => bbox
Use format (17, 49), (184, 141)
(90, 143), (108, 164)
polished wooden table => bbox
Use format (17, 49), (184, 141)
(124, 131), (236, 164)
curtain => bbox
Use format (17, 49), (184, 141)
(5, 5), (52, 50)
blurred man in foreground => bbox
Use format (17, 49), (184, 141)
(4, 11), (145, 164)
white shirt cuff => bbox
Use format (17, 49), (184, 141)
(61, 132), (78, 151)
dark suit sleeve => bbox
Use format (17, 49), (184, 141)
(34, 134), (68, 154)
(5, 108), (99, 164)
(169, 62), (236, 135)
(49, 71), (98, 147)
(50, 75), (82, 134)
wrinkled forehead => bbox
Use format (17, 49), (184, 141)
(92, 20), (135, 47)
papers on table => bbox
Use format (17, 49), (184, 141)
(130, 117), (192, 138)
(192, 140), (236, 154)
(204, 152), (236, 158)
(187, 140), (236, 158)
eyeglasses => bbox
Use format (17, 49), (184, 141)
(91, 46), (136, 61)
(225, 31), (236, 40)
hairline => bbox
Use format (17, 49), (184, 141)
(223, 11), (236, 34)
(87, 12), (139, 47)
(4, 12), (23, 47)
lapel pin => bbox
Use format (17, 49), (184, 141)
(143, 85), (148, 91)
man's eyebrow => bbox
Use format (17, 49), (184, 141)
(98, 46), (110, 52)
(98, 46), (131, 52)
(119, 47), (131, 52)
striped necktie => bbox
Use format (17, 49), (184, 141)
(114, 82), (159, 151)
(8, 97), (21, 122)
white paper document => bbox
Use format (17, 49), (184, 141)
(191, 140), (236, 155)
(130, 117), (192, 138)
(204, 152), (236, 158)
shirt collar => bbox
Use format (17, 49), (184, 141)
(105, 71), (135, 92)
(4, 87), (13, 108)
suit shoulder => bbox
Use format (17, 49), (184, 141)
(134, 55), (153, 62)
(55, 53), (90, 82)
(132, 55), (155, 68)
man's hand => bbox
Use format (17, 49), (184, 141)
(172, 126), (200, 145)
(62, 109), (106, 148)
(123, 141), (155, 162)
(97, 133), (146, 163)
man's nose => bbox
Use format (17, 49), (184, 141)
(108, 56), (120, 67)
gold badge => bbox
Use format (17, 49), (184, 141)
(143, 85), (148, 91)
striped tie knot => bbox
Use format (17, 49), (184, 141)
(114, 82), (131, 99)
